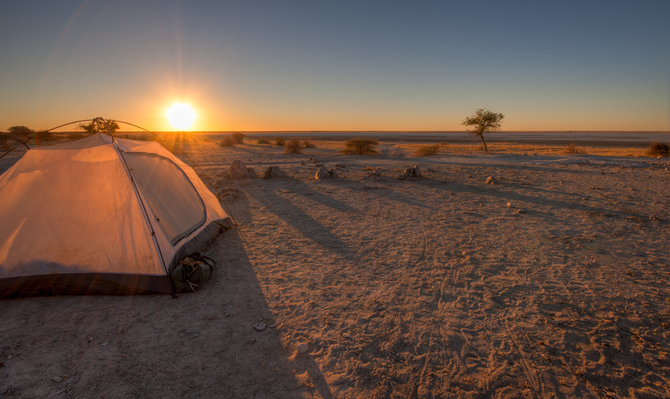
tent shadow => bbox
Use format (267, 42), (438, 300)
(0, 227), (317, 398)
(223, 184), (335, 399)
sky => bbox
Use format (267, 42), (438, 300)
(1, 0), (669, 132)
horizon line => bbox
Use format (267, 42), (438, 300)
(120, 129), (670, 134)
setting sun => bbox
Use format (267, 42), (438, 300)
(166, 103), (196, 130)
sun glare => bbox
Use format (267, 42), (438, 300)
(167, 103), (196, 130)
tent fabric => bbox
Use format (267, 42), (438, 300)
(0, 133), (232, 297)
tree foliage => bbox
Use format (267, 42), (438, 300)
(8, 125), (33, 139)
(461, 108), (504, 153)
(78, 118), (120, 135)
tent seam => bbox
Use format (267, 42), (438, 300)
(109, 135), (170, 278)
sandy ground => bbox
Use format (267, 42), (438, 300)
(1, 138), (670, 398)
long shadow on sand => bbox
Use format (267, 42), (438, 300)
(433, 179), (641, 219)
(0, 227), (332, 398)
(242, 180), (352, 257)
(281, 178), (358, 213)
(316, 176), (435, 210)
(434, 157), (625, 175)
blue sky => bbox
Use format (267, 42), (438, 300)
(1, 0), (669, 131)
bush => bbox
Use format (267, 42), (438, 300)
(274, 137), (286, 146)
(342, 138), (378, 155)
(303, 140), (316, 148)
(0, 132), (11, 151)
(284, 138), (304, 154)
(219, 136), (237, 147)
(232, 133), (245, 144)
(648, 142), (669, 157)
(33, 130), (53, 144)
(564, 143), (582, 154)
(415, 144), (440, 156)
(257, 138), (270, 144)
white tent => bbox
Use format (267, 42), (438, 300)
(0, 133), (232, 297)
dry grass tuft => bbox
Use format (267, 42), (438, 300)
(231, 133), (246, 144)
(342, 138), (379, 155)
(415, 144), (441, 156)
(564, 143), (582, 154)
(647, 142), (669, 157)
(274, 137), (286, 147)
(219, 136), (237, 147)
(284, 138), (304, 154)
(303, 140), (316, 148)
(257, 138), (270, 145)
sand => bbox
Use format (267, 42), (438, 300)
(1, 138), (669, 398)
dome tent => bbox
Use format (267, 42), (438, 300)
(0, 133), (232, 297)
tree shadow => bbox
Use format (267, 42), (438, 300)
(434, 179), (641, 219)
(435, 158), (600, 176)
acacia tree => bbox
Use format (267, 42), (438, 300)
(461, 108), (504, 153)
(8, 125), (33, 140)
(78, 118), (120, 135)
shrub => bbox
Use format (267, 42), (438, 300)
(219, 135), (237, 147)
(284, 138), (304, 154)
(257, 138), (270, 145)
(342, 138), (378, 155)
(564, 143), (582, 154)
(303, 140), (316, 148)
(33, 130), (53, 144)
(415, 144), (440, 156)
(648, 142), (669, 157)
(274, 137), (286, 146)
(232, 132), (245, 144)
(0, 133), (11, 151)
